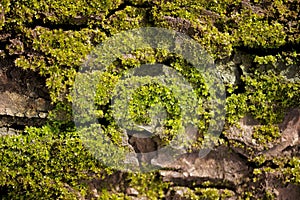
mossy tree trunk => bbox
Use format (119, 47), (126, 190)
(0, 0), (299, 199)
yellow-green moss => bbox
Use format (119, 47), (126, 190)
(1, 0), (299, 198)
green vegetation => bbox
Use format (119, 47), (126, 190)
(0, 124), (103, 199)
(252, 125), (280, 145)
(0, 0), (299, 199)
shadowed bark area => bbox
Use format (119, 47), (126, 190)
(0, 57), (51, 135)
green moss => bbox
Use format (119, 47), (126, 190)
(98, 189), (130, 200)
(244, 72), (299, 124)
(0, 0), (10, 30)
(251, 154), (267, 166)
(194, 188), (234, 200)
(166, 187), (234, 200)
(1, 0), (300, 198)
(252, 125), (280, 146)
(264, 190), (276, 200)
(226, 93), (248, 125)
(6, 0), (121, 26)
(127, 172), (169, 199)
(0, 124), (104, 199)
(234, 15), (286, 49)
(283, 157), (300, 185)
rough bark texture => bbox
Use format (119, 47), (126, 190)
(0, 58), (51, 135)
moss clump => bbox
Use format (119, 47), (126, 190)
(225, 71), (299, 126)
(252, 125), (280, 145)
(283, 157), (300, 185)
(0, 124), (105, 199)
(126, 172), (169, 199)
